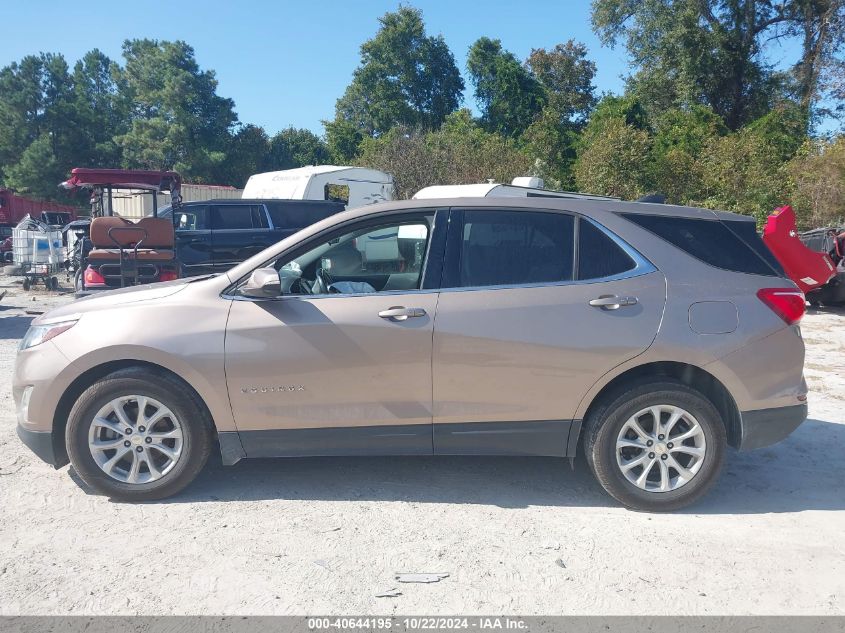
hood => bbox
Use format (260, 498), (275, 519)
(34, 280), (189, 324)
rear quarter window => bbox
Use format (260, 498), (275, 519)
(620, 213), (779, 277)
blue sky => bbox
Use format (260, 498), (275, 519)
(1, 0), (806, 136)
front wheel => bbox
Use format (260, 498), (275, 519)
(65, 368), (213, 500)
(584, 380), (726, 512)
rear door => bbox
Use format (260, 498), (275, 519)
(209, 204), (271, 271)
(172, 204), (214, 276)
(432, 208), (666, 456)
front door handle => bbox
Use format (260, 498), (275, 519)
(378, 306), (427, 321)
(589, 295), (638, 310)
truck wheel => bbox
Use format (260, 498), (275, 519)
(584, 380), (726, 512)
(65, 368), (214, 501)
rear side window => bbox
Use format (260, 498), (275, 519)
(210, 205), (267, 230)
(453, 210), (575, 287)
(621, 213), (778, 276)
(266, 201), (344, 229)
(724, 219), (785, 274)
(577, 220), (636, 280)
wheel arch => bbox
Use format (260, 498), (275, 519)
(576, 361), (742, 451)
(51, 360), (221, 468)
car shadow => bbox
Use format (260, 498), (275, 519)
(134, 416), (845, 514)
(0, 315), (34, 339)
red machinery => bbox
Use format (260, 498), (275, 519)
(59, 168), (181, 291)
(762, 205), (836, 294)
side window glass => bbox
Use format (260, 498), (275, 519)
(455, 210), (574, 288)
(577, 220), (636, 280)
(173, 206), (207, 231)
(210, 206), (254, 230)
(272, 215), (433, 295)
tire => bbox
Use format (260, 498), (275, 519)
(74, 268), (85, 292)
(65, 367), (213, 501)
(22, 278), (31, 291)
(49, 276), (59, 291)
(584, 379), (726, 512)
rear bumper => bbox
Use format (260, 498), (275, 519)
(16, 425), (62, 468)
(737, 403), (808, 451)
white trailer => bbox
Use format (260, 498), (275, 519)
(413, 177), (617, 201)
(242, 166), (394, 208)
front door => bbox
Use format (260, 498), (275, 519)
(432, 209), (666, 456)
(172, 204), (214, 276)
(224, 211), (443, 457)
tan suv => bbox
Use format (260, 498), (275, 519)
(14, 198), (808, 511)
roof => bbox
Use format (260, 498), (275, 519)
(59, 168), (181, 192)
(336, 196), (755, 222)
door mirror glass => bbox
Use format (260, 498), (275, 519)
(240, 267), (281, 298)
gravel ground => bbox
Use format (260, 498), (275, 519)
(0, 273), (843, 615)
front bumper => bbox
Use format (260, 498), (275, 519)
(737, 403), (808, 451)
(16, 425), (64, 468)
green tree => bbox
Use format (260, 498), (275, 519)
(334, 6), (464, 137)
(789, 135), (845, 227)
(521, 41), (598, 187)
(649, 105), (725, 202)
(591, 0), (838, 129)
(467, 37), (545, 137)
(267, 127), (330, 170)
(699, 107), (804, 223)
(357, 109), (532, 199)
(116, 39), (237, 181)
(221, 124), (271, 187)
(574, 97), (652, 199)
(71, 49), (128, 167)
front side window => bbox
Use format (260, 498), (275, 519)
(270, 215), (433, 296)
(173, 206), (208, 231)
(452, 210), (575, 288)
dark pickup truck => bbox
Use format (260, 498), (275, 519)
(158, 198), (345, 276)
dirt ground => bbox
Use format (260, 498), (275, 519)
(0, 272), (843, 616)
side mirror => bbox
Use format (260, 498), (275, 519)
(240, 267), (281, 298)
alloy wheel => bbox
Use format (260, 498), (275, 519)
(615, 404), (707, 493)
(87, 395), (184, 484)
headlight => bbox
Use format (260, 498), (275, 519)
(19, 319), (79, 351)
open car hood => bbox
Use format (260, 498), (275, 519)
(762, 205), (836, 293)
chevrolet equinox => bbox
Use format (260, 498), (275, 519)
(14, 198), (808, 511)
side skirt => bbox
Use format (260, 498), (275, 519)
(433, 420), (575, 457)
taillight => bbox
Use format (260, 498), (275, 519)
(83, 266), (106, 286)
(159, 271), (178, 282)
(757, 288), (805, 325)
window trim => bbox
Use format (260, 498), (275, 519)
(223, 208), (447, 300)
(440, 207), (655, 293)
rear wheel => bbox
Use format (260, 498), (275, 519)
(584, 380), (726, 512)
(22, 278), (31, 291)
(65, 368), (213, 500)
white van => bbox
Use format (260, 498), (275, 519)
(242, 166), (394, 208)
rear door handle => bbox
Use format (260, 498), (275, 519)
(378, 306), (427, 321)
(589, 295), (638, 310)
